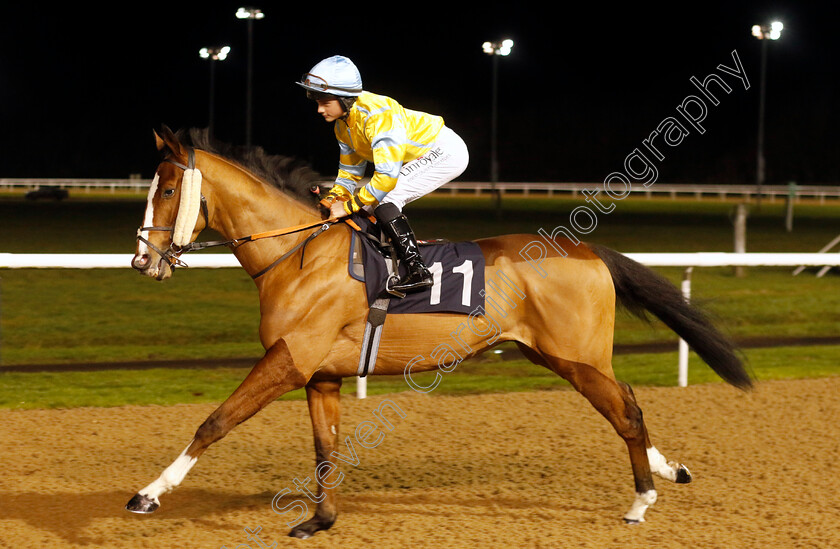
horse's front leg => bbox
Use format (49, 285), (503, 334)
(125, 338), (307, 513)
(288, 378), (343, 539)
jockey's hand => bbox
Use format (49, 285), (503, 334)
(329, 200), (349, 219)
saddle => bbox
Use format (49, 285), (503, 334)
(344, 215), (486, 377)
(346, 215), (485, 313)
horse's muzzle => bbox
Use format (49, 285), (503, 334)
(131, 253), (173, 280)
(132, 253), (150, 271)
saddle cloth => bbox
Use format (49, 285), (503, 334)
(347, 217), (485, 314)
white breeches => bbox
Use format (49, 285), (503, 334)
(377, 126), (469, 211)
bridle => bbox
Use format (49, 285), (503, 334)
(136, 147), (344, 279)
(136, 148), (208, 270)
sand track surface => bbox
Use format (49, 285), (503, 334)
(1, 377), (839, 548)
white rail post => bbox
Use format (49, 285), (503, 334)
(734, 203), (748, 278)
(785, 181), (796, 232)
(357, 376), (367, 399)
(677, 267), (693, 387)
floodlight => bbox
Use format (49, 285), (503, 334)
(751, 20), (784, 205)
(752, 21), (784, 40)
(237, 7), (265, 146)
(236, 7), (264, 19)
(199, 46), (231, 61)
(482, 39), (514, 56)
(199, 47), (231, 139)
(481, 38), (516, 213)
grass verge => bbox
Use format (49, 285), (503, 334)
(1, 266), (837, 365)
(1, 344), (837, 409)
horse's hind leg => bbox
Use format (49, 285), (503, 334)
(523, 347), (661, 523)
(126, 338), (307, 513)
(618, 380), (692, 485)
(576, 368), (656, 523)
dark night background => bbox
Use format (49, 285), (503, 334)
(1, 2), (837, 186)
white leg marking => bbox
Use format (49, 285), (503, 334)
(647, 446), (680, 482)
(138, 443), (197, 502)
(624, 489), (657, 523)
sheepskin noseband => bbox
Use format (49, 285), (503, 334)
(172, 156), (203, 247)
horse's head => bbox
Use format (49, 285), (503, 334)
(132, 126), (207, 280)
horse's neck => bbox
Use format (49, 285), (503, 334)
(201, 155), (321, 275)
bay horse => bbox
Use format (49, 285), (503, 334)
(127, 126), (752, 538)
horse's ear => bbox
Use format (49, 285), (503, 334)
(154, 125), (184, 158)
(154, 129), (166, 152)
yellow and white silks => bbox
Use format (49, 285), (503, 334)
(328, 91), (467, 213)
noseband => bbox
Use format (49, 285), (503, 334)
(136, 148), (209, 269)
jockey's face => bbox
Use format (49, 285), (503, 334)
(316, 98), (345, 122)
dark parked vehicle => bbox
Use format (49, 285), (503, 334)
(25, 186), (69, 201)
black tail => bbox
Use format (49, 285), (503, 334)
(589, 244), (753, 390)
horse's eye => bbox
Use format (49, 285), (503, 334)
(163, 188), (176, 198)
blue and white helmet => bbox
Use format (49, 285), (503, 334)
(297, 55), (363, 97)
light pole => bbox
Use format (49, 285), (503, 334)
(236, 7), (264, 148)
(751, 21), (783, 206)
(199, 46), (231, 139)
(482, 39), (513, 214)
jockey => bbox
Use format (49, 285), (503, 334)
(297, 55), (469, 294)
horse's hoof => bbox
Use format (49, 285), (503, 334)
(676, 464), (692, 484)
(623, 517), (644, 525)
(288, 516), (335, 539)
(288, 529), (312, 540)
(125, 493), (159, 514)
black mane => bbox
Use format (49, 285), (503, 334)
(175, 127), (329, 209)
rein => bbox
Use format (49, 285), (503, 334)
(182, 218), (340, 280)
(137, 148), (345, 279)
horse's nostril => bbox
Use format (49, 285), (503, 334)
(132, 254), (150, 270)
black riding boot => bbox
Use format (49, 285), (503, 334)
(374, 203), (433, 294)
